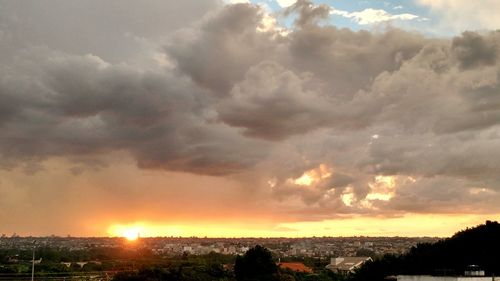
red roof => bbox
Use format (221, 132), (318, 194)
(279, 262), (313, 273)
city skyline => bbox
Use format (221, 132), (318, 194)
(1, 0), (499, 238)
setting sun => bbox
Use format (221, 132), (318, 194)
(108, 225), (143, 241)
(123, 229), (140, 241)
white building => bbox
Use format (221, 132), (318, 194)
(326, 257), (372, 274)
(398, 266), (497, 281)
(397, 276), (497, 281)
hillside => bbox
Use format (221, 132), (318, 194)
(351, 221), (500, 281)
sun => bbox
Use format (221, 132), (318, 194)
(122, 228), (140, 241)
(107, 224), (145, 241)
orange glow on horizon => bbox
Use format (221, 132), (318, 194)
(104, 214), (497, 238)
(108, 225), (143, 241)
(123, 229), (140, 241)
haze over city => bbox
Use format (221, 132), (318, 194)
(1, 0), (500, 238)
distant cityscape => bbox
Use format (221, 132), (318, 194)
(2, 222), (500, 280)
(0, 235), (438, 258)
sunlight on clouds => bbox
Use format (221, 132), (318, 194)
(267, 178), (278, 188)
(343, 175), (405, 208)
(469, 187), (495, 195)
(256, 11), (290, 36)
(257, 13), (277, 33)
(322, 188), (336, 200)
(331, 8), (419, 25)
(376, 175), (396, 187)
(366, 175), (396, 201)
(294, 173), (315, 186)
(341, 186), (356, 207)
(365, 193), (393, 201)
(289, 164), (332, 186)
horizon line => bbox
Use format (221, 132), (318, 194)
(2, 235), (444, 239)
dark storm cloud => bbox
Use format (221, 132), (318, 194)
(1, 0), (500, 217)
(0, 49), (268, 175)
(166, 3), (282, 96)
(452, 31), (499, 69)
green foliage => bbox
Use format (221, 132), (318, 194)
(234, 245), (278, 281)
(350, 221), (500, 281)
(110, 252), (237, 281)
(113, 265), (233, 281)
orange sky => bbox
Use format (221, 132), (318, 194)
(0, 156), (497, 238)
(104, 214), (496, 238)
(1, 0), (500, 240)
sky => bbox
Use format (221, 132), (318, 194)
(0, 0), (500, 238)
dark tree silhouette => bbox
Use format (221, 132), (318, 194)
(234, 245), (278, 281)
(350, 221), (500, 281)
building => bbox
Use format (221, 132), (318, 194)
(278, 262), (313, 273)
(325, 256), (372, 274)
(465, 265), (486, 277)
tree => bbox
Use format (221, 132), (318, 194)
(350, 221), (500, 281)
(234, 245), (278, 281)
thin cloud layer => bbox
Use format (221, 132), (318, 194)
(331, 8), (419, 25)
(417, 0), (500, 34)
(1, 0), (500, 232)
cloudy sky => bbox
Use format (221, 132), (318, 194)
(1, 0), (500, 237)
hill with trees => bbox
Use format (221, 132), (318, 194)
(351, 220), (500, 281)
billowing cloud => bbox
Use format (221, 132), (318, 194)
(217, 61), (334, 140)
(331, 8), (419, 25)
(1, 0), (500, 235)
(417, 0), (500, 34)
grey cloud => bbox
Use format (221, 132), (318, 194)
(365, 131), (500, 180)
(339, 32), (500, 138)
(2, 1), (500, 218)
(387, 177), (500, 214)
(285, 0), (331, 27)
(287, 26), (426, 100)
(217, 61), (333, 140)
(166, 4), (283, 96)
(0, 48), (269, 175)
(168, 4), (429, 140)
(452, 31), (499, 69)
(0, 0), (219, 62)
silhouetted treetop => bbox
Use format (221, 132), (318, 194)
(234, 245), (278, 281)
